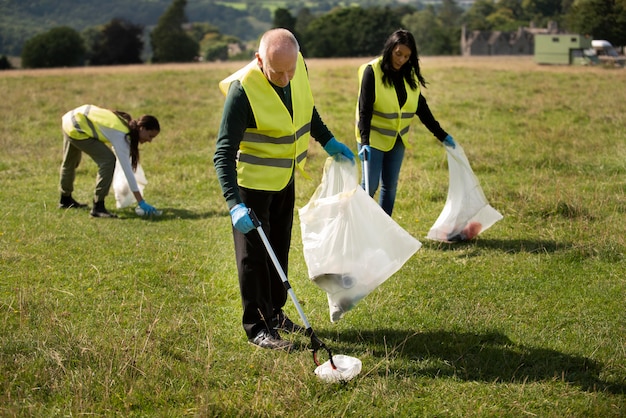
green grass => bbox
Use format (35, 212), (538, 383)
(1, 58), (625, 417)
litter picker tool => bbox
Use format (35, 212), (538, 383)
(249, 209), (334, 366)
(363, 147), (370, 196)
(249, 209), (362, 382)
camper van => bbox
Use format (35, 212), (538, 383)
(590, 40), (625, 66)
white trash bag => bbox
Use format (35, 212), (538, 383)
(299, 157), (422, 322)
(112, 160), (147, 209)
(427, 142), (502, 243)
(314, 355), (362, 383)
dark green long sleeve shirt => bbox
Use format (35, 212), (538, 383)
(213, 79), (334, 209)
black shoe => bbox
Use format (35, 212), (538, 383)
(273, 311), (304, 334)
(90, 201), (118, 218)
(59, 195), (88, 209)
(248, 329), (293, 351)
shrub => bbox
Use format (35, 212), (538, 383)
(21, 26), (85, 69)
(0, 55), (13, 70)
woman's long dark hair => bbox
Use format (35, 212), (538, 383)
(113, 111), (160, 171)
(380, 29), (426, 90)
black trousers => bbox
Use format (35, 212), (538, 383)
(234, 180), (295, 339)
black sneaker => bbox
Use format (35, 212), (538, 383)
(248, 329), (293, 351)
(59, 195), (88, 209)
(273, 311), (304, 334)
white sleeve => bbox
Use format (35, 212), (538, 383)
(101, 127), (141, 193)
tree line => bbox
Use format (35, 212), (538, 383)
(0, 0), (378, 57)
(8, 0), (626, 69)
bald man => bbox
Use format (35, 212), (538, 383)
(214, 29), (354, 351)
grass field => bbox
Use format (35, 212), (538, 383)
(1, 56), (625, 417)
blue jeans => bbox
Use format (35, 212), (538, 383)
(359, 139), (405, 216)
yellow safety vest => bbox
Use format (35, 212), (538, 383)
(62, 104), (129, 141)
(355, 57), (420, 152)
(219, 53), (314, 191)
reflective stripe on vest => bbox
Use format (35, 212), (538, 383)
(238, 122), (311, 168)
(72, 105), (99, 139)
(219, 53), (314, 191)
(62, 104), (129, 142)
(355, 57), (420, 152)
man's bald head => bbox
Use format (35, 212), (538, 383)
(258, 28), (299, 62)
(256, 29), (300, 88)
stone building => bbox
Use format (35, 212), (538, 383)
(461, 22), (560, 56)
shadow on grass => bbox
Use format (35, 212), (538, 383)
(116, 207), (225, 221)
(336, 329), (625, 394)
(423, 238), (568, 254)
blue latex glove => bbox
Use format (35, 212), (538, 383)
(358, 144), (371, 161)
(229, 203), (255, 234)
(138, 200), (157, 215)
(324, 137), (355, 163)
(442, 134), (456, 149)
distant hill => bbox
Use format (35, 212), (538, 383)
(0, 0), (265, 56)
(0, 0), (464, 57)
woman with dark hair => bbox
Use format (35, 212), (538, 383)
(59, 104), (161, 218)
(355, 29), (456, 216)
